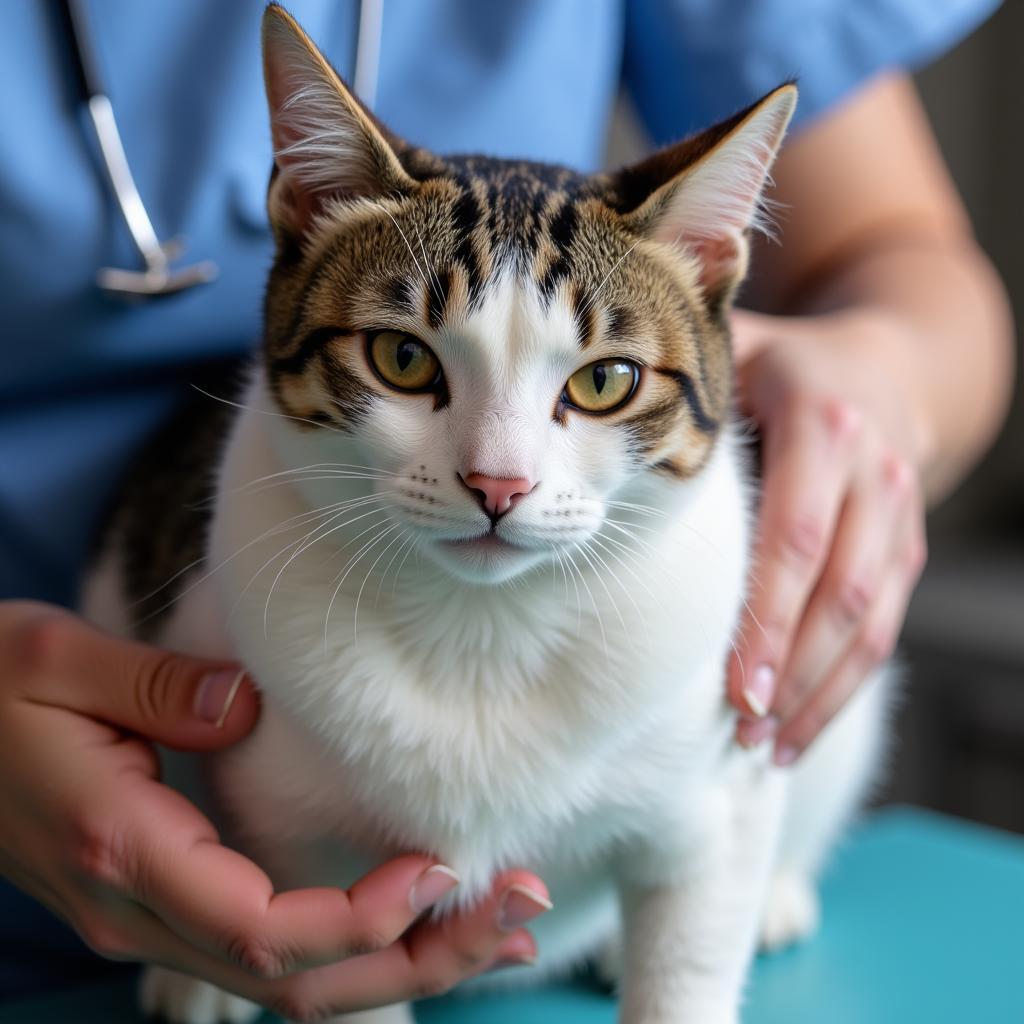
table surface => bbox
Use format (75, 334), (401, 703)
(2, 807), (1022, 1024)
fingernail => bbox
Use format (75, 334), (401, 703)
(409, 864), (460, 914)
(774, 744), (800, 767)
(737, 715), (779, 749)
(487, 952), (537, 972)
(743, 664), (775, 718)
(194, 668), (247, 727)
(498, 885), (552, 932)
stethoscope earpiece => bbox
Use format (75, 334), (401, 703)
(60, 0), (382, 301)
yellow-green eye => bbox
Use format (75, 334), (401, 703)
(368, 331), (442, 392)
(563, 359), (639, 413)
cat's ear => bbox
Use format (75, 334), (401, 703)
(615, 85), (797, 308)
(261, 4), (415, 231)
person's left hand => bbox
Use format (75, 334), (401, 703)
(725, 308), (929, 764)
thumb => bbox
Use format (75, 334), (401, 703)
(14, 608), (261, 750)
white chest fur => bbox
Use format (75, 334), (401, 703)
(206, 376), (752, 905)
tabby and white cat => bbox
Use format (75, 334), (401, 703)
(83, 6), (887, 1023)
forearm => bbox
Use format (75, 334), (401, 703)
(790, 234), (1014, 503)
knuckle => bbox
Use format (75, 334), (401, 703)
(69, 818), (127, 892)
(10, 612), (79, 681)
(265, 989), (326, 1024)
(411, 969), (461, 1002)
(133, 651), (182, 727)
(817, 396), (863, 442)
(882, 451), (914, 494)
(833, 577), (874, 625)
(344, 924), (390, 958)
(776, 514), (827, 568)
(226, 931), (287, 980)
(443, 936), (489, 976)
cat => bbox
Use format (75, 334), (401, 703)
(81, 5), (889, 1023)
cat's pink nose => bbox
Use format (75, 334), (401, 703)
(460, 473), (536, 518)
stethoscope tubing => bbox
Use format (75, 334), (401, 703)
(59, 0), (382, 299)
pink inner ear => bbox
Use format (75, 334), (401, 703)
(689, 233), (743, 297)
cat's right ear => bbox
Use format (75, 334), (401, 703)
(261, 4), (415, 233)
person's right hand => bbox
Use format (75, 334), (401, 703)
(0, 601), (547, 1019)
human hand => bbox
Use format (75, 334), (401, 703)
(0, 602), (544, 1017)
(724, 309), (928, 763)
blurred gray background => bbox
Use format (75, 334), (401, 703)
(895, 0), (1023, 836)
(606, 4), (1024, 833)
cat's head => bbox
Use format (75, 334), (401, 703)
(259, 5), (795, 585)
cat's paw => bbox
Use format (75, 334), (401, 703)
(329, 1005), (414, 1024)
(758, 870), (820, 952)
(138, 965), (261, 1024)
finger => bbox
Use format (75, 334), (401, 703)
(253, 872), (550, 1018)
(727, 395), (862, 718)
(8, 608), (260, 748)
(117, 779), (459, 977)
(729, 309), (784, 364)
(97, 874), (544, 1021)
(772, 453), (912, 720)
(772, 567), (913, 764)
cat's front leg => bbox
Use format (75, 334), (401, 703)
(617, 766), (785, 1024)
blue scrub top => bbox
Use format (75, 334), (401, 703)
(0, 0), (998, 999)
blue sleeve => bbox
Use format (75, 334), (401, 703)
(623, 0), (1001, 143)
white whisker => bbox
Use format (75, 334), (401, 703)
(226, 495), (391, 623)
(391, 532), (419, 600)
(565, 546), (607, 656)
(191, 384), (347, 435)
(263, 499), (395, 636)
(375, 203), (432, 300)
(578, 540), (630, 643)
(577, 238), (643, 320)
(354, 526), (409, 642)
(323, 520), (400, 652)
(374, 530), (414, 609)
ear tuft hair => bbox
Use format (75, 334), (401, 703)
(618, 85), (797, 305)
(261, 4), (414, 225)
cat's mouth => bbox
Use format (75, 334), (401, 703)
(439, 534), (523, 553)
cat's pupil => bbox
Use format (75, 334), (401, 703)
(593, 364), (607, 394)
(396, 340), (416, 372)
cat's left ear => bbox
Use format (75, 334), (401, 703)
(261, 4), (416, 232)
(615, 85), (797, 309)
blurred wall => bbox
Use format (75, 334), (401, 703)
(916, 0), (1023, 536)
(897, 1), (1024, 834)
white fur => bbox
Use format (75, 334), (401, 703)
(83, 267), (886, 1024)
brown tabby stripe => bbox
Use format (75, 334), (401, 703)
(571, 286), (597, 348)
(621, 398), (683, 455)
(450, 181), (485, 305)
(605, 304), (637, 341)
(654, 368), (719, 433)
(271, 325), (356, 376)
(539, 198), (578, 299)
(426, 265), (452, 331)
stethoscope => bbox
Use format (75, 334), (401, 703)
(59, 0), (383, 299)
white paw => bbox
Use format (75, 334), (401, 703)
(139, 965), (261, 1024)
(758, 871), (820, 952)
(330, 1006), (414, 1024)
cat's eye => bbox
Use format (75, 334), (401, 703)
(563, 359), (639, 414)
(367, 331), (443, 393)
